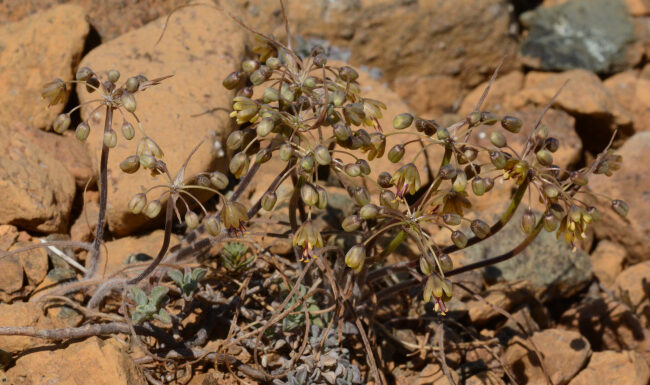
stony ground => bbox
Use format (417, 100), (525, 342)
(0, 0), (649, 384)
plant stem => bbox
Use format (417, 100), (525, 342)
(127, 198), (174, 285)
(86, 105), (113, 279)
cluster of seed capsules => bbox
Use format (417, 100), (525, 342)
(220, 40), (627, 314)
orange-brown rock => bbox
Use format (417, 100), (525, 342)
(393, 75), (463, 117)
(0, 4), (88, 130)
(6, 336), (148, 385)
(604, 70), (650, 132)
(568, 350), (649, 385)
(458, 71), (525, 117)
(504, 329), (591, 385)
(590, 240), (626, 290)
(0, 126), (75, 233)
(559, 297), (650, 361)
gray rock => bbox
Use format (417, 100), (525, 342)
(519, 0), (635, 74)
(464, 206), (592, 301)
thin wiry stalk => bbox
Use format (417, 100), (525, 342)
(86, 105), (113, 279)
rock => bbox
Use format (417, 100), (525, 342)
(0, 253), (24, 296)
(11, 241), (49, 287)
(100, 230), (180, 278)
(559, 297), (650, 361)
(624, 0), (650, 16)
(0, 126), (76, 233)
(0, 302), (57, 353)
(465, 281), (533, 325)
(463, 206), (593, 301)
(604, 71), (650, 132)
(0, 0), (188, 42)
(0, 4), (88, 130)
(77, 2), (245, 236)
(590, 240), (626, 290)
(70, 193), (100, 243)
(409, 362), (458, 385)
(458, 71), (525, 117)
(589, 132), (650, 263)
(6, 336), (148, 385)
(0, 225), (19, 251)
(504, 329), (591, 385)
(393, 75), (463, 117)
(519, 0), (636, 74)
(568, 350), (649, 385)
(463, 372), (505, 385)
(235, 0), (518, 86)
(512, 70), (633, 152)
(20, 124), (94, 187)
(614, 261), (650, 326)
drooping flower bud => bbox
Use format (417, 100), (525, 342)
(75, 67), (93, 81)
(536, 149), (553, 167)
(120, 155), (140, 174)
(342, 215), (362, 232)
(301, 184), (319, 207)
(256, 117), (274, 137)
(205, 216), (221, 236)
(121, 91), (136, 113)
(393, 113), (413, 130)
(126, 76), (140, 93)
(345, 245), (365, 272)
(378, 172), (393, 188)
(388, 144), (405, 163)
(443, 213), (461, 226)
(543, 211), (559, 232)
(472, 176), (487, 196)
(261, 191), (277, 211)
(354, 187), (371, 206)
(521, 209), (536, 234)
(279, 143), (294, 161)
(107, 69), (120, 84)
(470, 219), (490, 239)
(452, 171), (467, 193)
(501, 116), (522, 133)
(185, 211), (199, 230)
(344, 163), (361, 177)
(439, 253), (453, 272)
(314, 145), (331, 165)
(120, 121), (135, 140)
(75, 122), (90, 141)
(210, 171), (229, 190)
(360, 204), (380, 220)
(128, 193), (147, 214)
(104, 129), (118, 148)
(420, 255), (435, 275)
(451, 230), (468, 249)
(490, 131), (507, 148)
(53, 114), (71, 134)
(229, 152), (250, 179)
(339, 66), (359, 82)
(144, 200), (162, 218)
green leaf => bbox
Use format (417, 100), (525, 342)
(155, 308), (172, 324)
(150, 286), (169, 308)
(191, 268), (207, 282)
(167, 270), (184, 287)
(131, 287), (148, 306)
